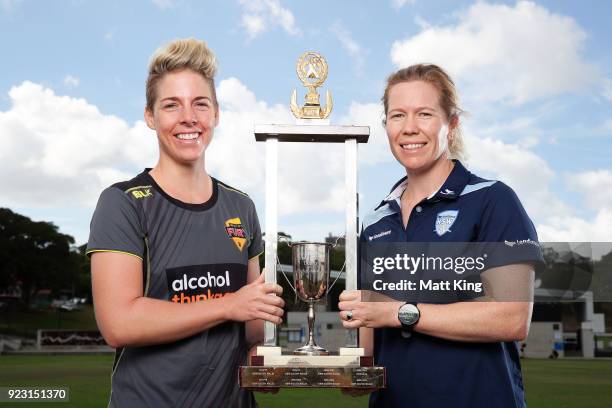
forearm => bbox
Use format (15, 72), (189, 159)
(97, 295), (230, 348)
(92, 254), (282, 348)
(414, 301), (533, 342)
(341, 265), (534, 342)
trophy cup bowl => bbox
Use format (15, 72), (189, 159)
(291, 242), (332, 356)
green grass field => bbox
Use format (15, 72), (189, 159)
(0, 355), (611, 407)
(522, 359), (612, 408)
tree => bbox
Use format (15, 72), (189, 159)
(75, 244), (93, 301)
(0, 208), (81, 306)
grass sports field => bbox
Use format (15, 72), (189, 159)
(0, 355), (611, 407)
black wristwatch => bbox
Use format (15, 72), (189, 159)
(397, 303), (420, 339)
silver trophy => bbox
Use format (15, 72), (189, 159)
(238, 51), (385, 389)
(291, 242), (332, 356)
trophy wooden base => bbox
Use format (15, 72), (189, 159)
(239, 347), (386, 388)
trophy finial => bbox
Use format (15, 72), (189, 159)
(290, 51), (333, 119)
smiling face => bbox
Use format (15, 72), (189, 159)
(385, 80), (454, 174)
(144, 68), (219, 167)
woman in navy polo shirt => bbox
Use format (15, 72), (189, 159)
(338, 64), (542, 408)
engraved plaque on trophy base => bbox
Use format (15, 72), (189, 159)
(239, 366), (385, 388)
(239, 347), (386, 389)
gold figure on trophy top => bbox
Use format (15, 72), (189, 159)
(290, 51), (333, 119)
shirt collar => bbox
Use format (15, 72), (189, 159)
(428, 160), (471, 201)
(383, 177), (407, 203)
(378, 160), (471, 208)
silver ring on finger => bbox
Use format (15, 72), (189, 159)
(346, 310), (353, 321)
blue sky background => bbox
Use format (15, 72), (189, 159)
(1, 0), (611, 245)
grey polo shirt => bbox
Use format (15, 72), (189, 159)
(87, 169), (263, 408)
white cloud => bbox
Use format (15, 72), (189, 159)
(238, 0), (300, 40)
(461, 128), (612, 241)
(0, 81), (156, 207)
(63, 75), (80, 88)
(390, 1), (597, 104)
(392, 0), (416, 9)
(0, 79), (359, 224)
(338, 102), (388, 166)
(241, 14), (265, 39)
(151, 0), (174, 10)
(462, 130), (569, 222)
(536, 210), (612, 242)
(566, 170), (612, 211)
(2, 79), (608, 243)
(329, 21), (366, 73)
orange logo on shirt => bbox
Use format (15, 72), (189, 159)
(225, 217), (247, 252)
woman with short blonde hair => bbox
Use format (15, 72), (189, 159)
(88, 38), (283, 407)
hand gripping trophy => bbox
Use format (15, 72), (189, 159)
(239, 52), (385, 389)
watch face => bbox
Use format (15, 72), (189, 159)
(399, 303), (420, 326)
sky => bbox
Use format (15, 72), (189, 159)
(0, 0), (611, 246)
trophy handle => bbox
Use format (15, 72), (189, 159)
(277, 258), (297, 295)
(330, 234), (344, 248)
(327, 235), (345, 291)
(279, 235), (293, 247)
(276, 238), (297, 298)
(328, 260), (346, 292)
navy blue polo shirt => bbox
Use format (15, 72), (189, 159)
(360, 160), (542, 408)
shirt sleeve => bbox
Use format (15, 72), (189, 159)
(86, 186), (145, 260)
(247, 200), (264, 260)
(477, 181), (544, 269)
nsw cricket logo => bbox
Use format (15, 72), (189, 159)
(224, 217), (247, 252)
(434, 210), (459, 236)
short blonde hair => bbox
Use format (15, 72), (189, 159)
(146, 38), (218, 111)
(382, 64), (466, 161)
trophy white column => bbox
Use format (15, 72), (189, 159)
(264, 137), (278, 346)
(345, 138), (358, 348)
